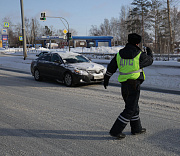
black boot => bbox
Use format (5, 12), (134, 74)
(131, 128), (146, 135)
(109, 132), (126, 139)
(109, 118), (127, 139)
(130, 119), (146, 135)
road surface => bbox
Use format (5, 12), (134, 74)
(0, 68), (179, 156)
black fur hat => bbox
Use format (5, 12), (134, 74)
(128, 33), (141, 45)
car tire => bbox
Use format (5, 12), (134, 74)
(64, 72), (73, 87)
(34, 69), (42, 81)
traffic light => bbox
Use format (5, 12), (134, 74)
(66, 32), (71, 40)
(40, 12), (46, 21)
(40, 17), (46, 21)
(41, 12), (45, 17)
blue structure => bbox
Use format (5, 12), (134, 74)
(2, 35), (8, 48)
(35, 35), (113, 48)
(72, 36), (113, 47)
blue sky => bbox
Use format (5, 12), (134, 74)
(1, 0), (134, 35)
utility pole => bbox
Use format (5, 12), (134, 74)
(20, 0), (27, 60)
(31, 18), (36, 48)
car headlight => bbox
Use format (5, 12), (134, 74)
(103, 67), (107, 74)
(74, 69), (88, 75)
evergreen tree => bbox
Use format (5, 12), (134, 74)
(130, 0), (152, 45)
(44, 26), (52, 36)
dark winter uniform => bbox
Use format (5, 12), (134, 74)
(104, 33), (153, 139)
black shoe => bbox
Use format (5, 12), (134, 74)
(109, 132), (126, 139)
(131, 128), (146, 135)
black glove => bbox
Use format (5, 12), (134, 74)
(103, 75), (110, 89)
(146, 47), (152, 55)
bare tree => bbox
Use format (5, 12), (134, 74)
(119, 6), (129, 45)
(110, 17), (119, 46)
(31, 18), (41, 46)
(172, 7), (180, 42)
(89, 25), (100, 36)
(25, 17), (31, 48)
(167, 0), (174, 55)
(69, 28), (77, 36)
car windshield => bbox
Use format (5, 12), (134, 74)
(63, 55), (90, 63)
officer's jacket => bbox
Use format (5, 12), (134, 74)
(105, 43), (153, 83)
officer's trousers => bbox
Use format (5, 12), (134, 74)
(110, 80), (143, 135)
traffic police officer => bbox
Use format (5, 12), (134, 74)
(104, 33), (153, 139)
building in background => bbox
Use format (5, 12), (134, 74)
(36, 36), (113, 49)
(72, 36), (113, 48)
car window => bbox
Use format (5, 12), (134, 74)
(37, 51), (49, 57)
(38, 54), (51, 61)
(64, 55), (89, 63)
(76, 55), (89, 62)
(51, 54), (61, 63)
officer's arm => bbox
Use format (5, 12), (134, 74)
(103, 55), (118, 89)
(140, 47), (153, 69)
(106, 54), (118, 76)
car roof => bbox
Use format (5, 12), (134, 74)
(51, 51), (80, 59)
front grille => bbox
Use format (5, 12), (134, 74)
(87, 69), (103, 74)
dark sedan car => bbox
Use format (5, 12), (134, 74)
(31, 51), (106, 86)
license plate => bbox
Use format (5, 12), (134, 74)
(93, 73), (104, 79)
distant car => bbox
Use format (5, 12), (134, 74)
(31, 51), (106, 86)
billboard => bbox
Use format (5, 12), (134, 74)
(2, 35), (8, 48)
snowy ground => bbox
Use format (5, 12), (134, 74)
(0, 47), (180, 91)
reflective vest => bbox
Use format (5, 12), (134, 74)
(116, 52), (145, 82)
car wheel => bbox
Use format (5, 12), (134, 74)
(64, 72), (73, 87)
(34, 69), (42, 81)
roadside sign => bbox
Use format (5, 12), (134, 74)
(61, 41), (68, 46)
(80, 42), (85, 46)
(64, 34), (67, 39)
(63, 29), (67, 34)
(1, 29), (8, 34)
(2, 35), (8, 48)
(2, 35), (8, 41)
(4, 22), (9, 27)
(19, 36), (23, 41)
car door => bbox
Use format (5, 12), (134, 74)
(37, 54), (52, 77)
(49, 53), (65, 80)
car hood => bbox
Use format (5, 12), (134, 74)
(67, 62), (105, 71)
